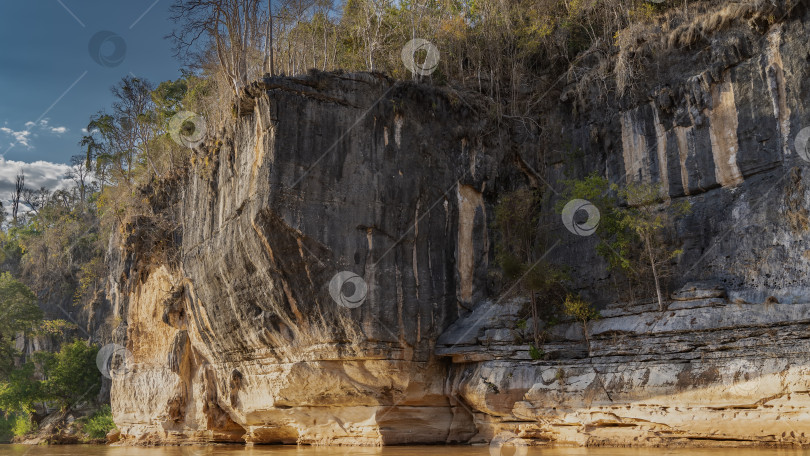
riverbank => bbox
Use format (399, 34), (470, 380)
(3, 406), (115, 446)
(3, 444), (810, 456)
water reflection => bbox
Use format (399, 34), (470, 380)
(1, 445), (810, 456)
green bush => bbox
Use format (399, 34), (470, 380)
(0, 412), (33, 442)
(528, 344), (544, 360)
(0, 414), (15, 442)
(1, 339), (102, 422)
(563, 294), (600, 356)
(0, 272), (42, 379)
(11, 413), (34, 438)
(37, 339), (101, 409)
(81, 405), (116, 439)
(0, 362), (46, 414)
(560, 175), (691, 310)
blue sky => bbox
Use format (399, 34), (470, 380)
(0, 0), (182, 194)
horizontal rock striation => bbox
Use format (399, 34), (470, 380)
(438, 287), (810, 446)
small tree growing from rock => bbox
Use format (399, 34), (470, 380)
(563, 294), (599, 356)
(494, 188), (567, 353)
(560, 175), (690, 311)
(619, 182), (690, 311)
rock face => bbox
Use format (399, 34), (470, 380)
(438, 291), (810, 446)
(109, 4), (810, 447)
(108, 72), (509, 445)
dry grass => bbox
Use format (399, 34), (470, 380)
(666, 0), (771, 49)
(606, 0), (794, 96)
(613, 21), (661, 95)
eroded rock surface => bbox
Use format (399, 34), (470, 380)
(108, 73), (505, 445)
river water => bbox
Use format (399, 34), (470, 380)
(1, 446), (809, 456)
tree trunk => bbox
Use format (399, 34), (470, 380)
(11, 172), (23, 226)
(645, 234), (665, 311)
(265, 0), (275, 76)
(530, 291), (540, 349)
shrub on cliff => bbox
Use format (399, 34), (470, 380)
(563, 294), (600, 356)
(619, 181), (691, 311)
(559, 175), (690, 310)
(494, 188), (568, 352)
(164, 0), (681, 118)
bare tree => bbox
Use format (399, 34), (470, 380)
(21, 187), (50, 216)
(49, 189), (74, 210)
(10, 171), (24, 226)
(81, 77), (156, 187)
(169, 0), (265, 97)
(111, 76), (158, 178)
(264, 0), (275, 75)
(66, 155), (92, 205)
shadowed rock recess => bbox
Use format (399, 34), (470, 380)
(110, 8), (810, 447)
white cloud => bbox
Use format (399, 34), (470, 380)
(0, 119), (70, 150)
(0, 127), (32, 148)
(0, 157), (72, 198)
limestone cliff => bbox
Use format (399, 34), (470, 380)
(107, 72), (509, 445)
(109, 3), (810, 447)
